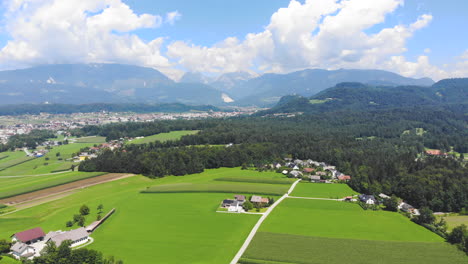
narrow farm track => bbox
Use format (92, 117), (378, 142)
(230, 179), (301, 264)
(0, 173), (134, 206)
(288, 196), (343, 201)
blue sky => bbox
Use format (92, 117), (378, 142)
(0, 0), (466, 80)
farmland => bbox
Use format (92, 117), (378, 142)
(74, 136), (107, 144)
(143, 182), (288, 195)
(0, 143), (97, 176)
(0, 171), (106, 200)
(290, 182), (358, 198)
(127, 130), (199, 144)
(0, 168), (288, 263)
(241, 198), (466, 264)
(440, 215), (468, 231)
(241, 232), (467, 264)
(260, 199), (442, 242)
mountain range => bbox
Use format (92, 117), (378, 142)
(0, 63), (437, 106)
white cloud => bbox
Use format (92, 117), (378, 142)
(0, 0), (465, 81)
(0, 0), (181, 78)
(424, 48), (431, 53)
(165, 11), (181, 25)
(167, 0), (447, 79)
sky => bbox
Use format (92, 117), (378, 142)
(0, 0), (467, 81)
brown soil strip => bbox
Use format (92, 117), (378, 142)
(0, 173), (134, 206)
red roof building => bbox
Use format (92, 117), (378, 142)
(425, 149), (444, 155)
(303, 168), (315, 173)
(12, 227), (46, 244)
(338, 175), (351, 181)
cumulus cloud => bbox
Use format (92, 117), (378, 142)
(165, 11), (181, 25)
(167, 0), (446, 79)
(0, 0), (465, 81)
(0, 0), (181, 78)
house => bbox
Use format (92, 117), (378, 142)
(303, 168), (315, 174)
(274, 163), (282, 169)
(12, 227), (45, 244)
(234, 195), (246, 203)
(309, 175), (321, 182)
(289, 170), (302, 178)
(228, 201), (244, 213)
(251, 196), (263, 203)
(47, 227), (89, 247)
(398, 202), (420, 215)
(316, 171), (327, 176)
(282, 170), (289, 175)
(261, 198), (269, 204)
(344, 196), (353, 201)
(425, 149), (445, 156)
(10, 242), (36, 258)
(359, 194), (377, 205)
(379, 193), (390, 199)
(222, 199), (235, 208)
(338, 175), (351, 181)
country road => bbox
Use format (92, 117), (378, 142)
(229, 179), (301, 264)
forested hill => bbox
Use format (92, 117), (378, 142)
(259, 78), (468, 115)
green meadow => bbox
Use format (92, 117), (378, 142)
(215, 176), (295, 185)
(0, 256), (21, 264)
(291, 182), (358, 198)
(143, 182), (287, 196)
(242, 232), (467, 264)
(0, 171), (105, 199)
(260, 199), (442, 242)
(74, 136), (107, 144)
(0, 168), (291, 263)
(0, 143), (95, 176)
(127, 130), (199, 144)
(441, 215), (468, 231)
(241, 198), (466, 264)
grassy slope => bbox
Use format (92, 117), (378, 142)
(0, 256), (21, 264)
(242, 232), (467, 264)
(291, 182), (359, 198)
(127, 130), (199, 144)
(260, 199), (442, 242)
(74, 136), (106, 144)
(0, 171), (105, 199)
(143, 182), (288, 196)
(0, 168), (290, 264)
(0, 143), (95, 176)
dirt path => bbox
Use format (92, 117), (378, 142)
(230, 179), (301, 264)
(0, 173), (134, 206)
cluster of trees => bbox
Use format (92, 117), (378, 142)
(447, 224), (468, 254)
(24, 240), (123, 264)
(66, 205), (91, 228)
(0, 130), (55, 151)
(71, 120), (216, 141)
(79, 105), (467, 212)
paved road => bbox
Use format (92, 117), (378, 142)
(229, 179), (301, 264)
(288, 196), (343, 201)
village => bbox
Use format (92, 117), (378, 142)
(0, 110), (255, 144)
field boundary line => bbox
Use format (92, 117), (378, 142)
(230, 179), (301, 264)
(0, 170), (72, 178)
(287, 196), (343, 201)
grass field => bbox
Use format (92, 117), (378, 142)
(0, 168), (277, 263)
(142, 182), (288, 195)
(127, 130), (199, 144)
(215, 176), (295, 185)
(0, 171), (105, 199)
(291, 182), (358, 198)
(260, 199), (442, 242)
(0, 256), (21, 264)
(74, 136), (107, 144)
(0, 143), (95, 176)
(240, 198), (468, 264)
(441, 215), (468, 230)
(242, 232), (467, 264)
